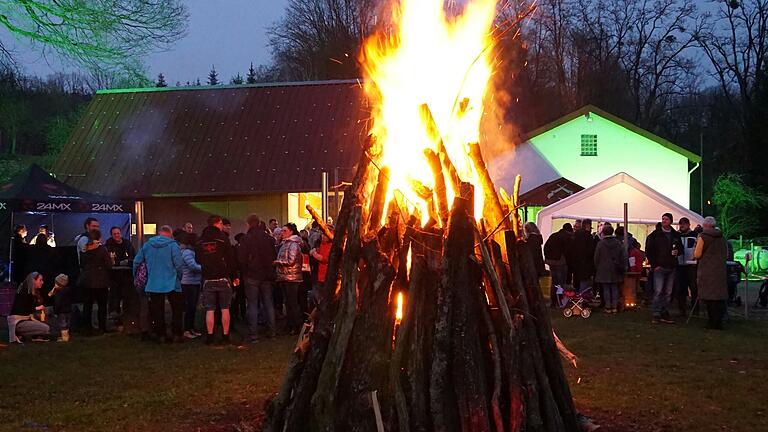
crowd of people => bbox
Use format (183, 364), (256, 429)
(535, 212), (731, 329)
(6, 213), (333, 345)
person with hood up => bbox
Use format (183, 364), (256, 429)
(524, 222), (546, 277)
(593, 223), (626, 313)
(273, 222), (303, 335)
(134, 225), (184, 342)
(196, 215), (240, 345)
(693, 216), (728, 330)
(645, 213), (683, 324)
(545, 223), (573, 307)
(8, 272), (50, 343)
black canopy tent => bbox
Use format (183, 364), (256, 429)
(1, 164), (133, 281)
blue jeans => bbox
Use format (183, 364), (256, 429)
(652, 267), (675, 317)
(602, 283), (619, 309)
(244, 278), (275, 338)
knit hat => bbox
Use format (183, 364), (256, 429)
(55, 274), (69, 287)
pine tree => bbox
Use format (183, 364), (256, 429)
(195, 78), (201, 86)
(246, 62), (257, 84)
(156, 73), (167, 87)
(207, 66), (219, 85)
(175, 81), (181, 87)
(230, 73), (244, 85)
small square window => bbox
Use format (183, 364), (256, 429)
(581, 134), (597, 156)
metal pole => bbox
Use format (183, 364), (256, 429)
(321, 171), (329, 225)
(744, 254), (750, 320)
(7, 211), (14, 282)
(134, 201), (145, 248)
(700, 131), (704, 215)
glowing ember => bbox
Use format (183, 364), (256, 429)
(395, 292), (405, 324)
(361, 0), (498, 225)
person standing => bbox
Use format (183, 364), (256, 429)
(594, 224), (626, 313)
(48, 274), (72, 342)
(177, 231), (202, 339)
(105, 226), (136, 323)
(273, 223), (303, 335)
(645, 213), (683, 324)
(675, 218), (700, 317)
(196, 215), (240, 345)
(239, 215), (278, 343)
(694, 217), (728, 330)
(544, 223), (573, 307)
(79, 230), (113, 334)
(134, 225), (184, 343)
(309, 231), (332, 308)
(571, 219), (597, 293)
(76, 218), (100, 260)
(269, 218), (282, 241)
(523, 222), (546, 277)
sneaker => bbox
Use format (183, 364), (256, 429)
(651, 317), (661, 324)
(31, 336), (49, 342)
(192, 330), (203, 337)
(660, 317), (675, 324)
(183, 331), (197, 339)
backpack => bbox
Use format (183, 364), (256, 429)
(758, 281), (768, 308)
(134, 261), (148, 293)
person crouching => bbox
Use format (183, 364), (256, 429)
(48, 274), (73, 342)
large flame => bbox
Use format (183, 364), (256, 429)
(361, 0), (498, 224)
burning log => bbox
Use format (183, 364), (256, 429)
(305, 203), (334, 241)
(368, 166), (391, 233)
(424, 148), (450, 227)
(420, 103), (462, 192)
(469, 142), (508, 232)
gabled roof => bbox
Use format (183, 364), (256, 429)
(524, 105), (701, 163)
(52, 80), (369, 199)
(535, 172), (703, 240)
(519, 177), (583, 206)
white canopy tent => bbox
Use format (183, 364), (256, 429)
(536, 172), (703, 242)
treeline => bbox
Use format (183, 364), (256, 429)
(154, 63), (275, 88)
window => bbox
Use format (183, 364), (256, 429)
(581, 134), (598, 156)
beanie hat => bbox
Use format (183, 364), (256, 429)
(55, 274), (69, 287)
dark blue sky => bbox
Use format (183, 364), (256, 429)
(3, 0), (287, 84)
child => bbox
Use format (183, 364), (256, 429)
(48, 274), (72, 342)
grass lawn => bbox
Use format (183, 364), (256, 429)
(1, 310), (766, 431)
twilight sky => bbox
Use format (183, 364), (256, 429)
(3, 0), (288, 84)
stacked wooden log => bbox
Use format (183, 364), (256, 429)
(264, 135), (579, 432)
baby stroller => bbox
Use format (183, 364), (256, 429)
(556, 285), (597, 319)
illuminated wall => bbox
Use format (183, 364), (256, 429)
(528, 112), (690, 207)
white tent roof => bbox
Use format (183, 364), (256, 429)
(536, 172), (703, 241)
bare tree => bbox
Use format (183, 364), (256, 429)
(267, 0), (380, 80)
(0, 0), (188, 77)
(697, 0), (768, 134)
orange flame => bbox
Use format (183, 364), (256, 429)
(395, 292), (405, 324)
(361, 0), (498, 225)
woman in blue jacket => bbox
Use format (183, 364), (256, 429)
(176, 230), (202, 339)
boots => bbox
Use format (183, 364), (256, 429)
(58, 329), (70, 342)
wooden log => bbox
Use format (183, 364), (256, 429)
(368, 166), (390, 234)
(419, 103), (461, 192)
(306, 203), (334, 241)
(509, 232), (579, 431)
(424, 148), (450, 227)
(512, 175), (522, 238)
(311, 205), (363, 430)
(438, 198), (492, 431)
(265, 348), (306, 432)
(335, 236), (397, 431)
(477, 273), (504, 432)
(283, 137), (373, 431)
(469, 142), (509, 233)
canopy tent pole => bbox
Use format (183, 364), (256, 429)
(135, 201), (145, 248)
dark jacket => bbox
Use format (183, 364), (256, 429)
(105, 238), (135, 266)
(696, 228), (728, 301)
(196, 226), (238, 281)
(238, 227), (277, 281)
(52, 285), (72, 314)
(526, 233), (546, 275)
(79, 245), (113, 290)
(544, 229), (570, 262)
(571, 229), (597, 282)
(645, 227), (683, 269)
(594, 236), (626, 284)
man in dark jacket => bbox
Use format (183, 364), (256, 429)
(675, 218), (700, 317)
(105, 226), (136, 321)
(544, 223), (573, 307)
(238, 214), (278, 343)
(645, 213), (683, 324)
(571, 219), (597, 293)
(196, 214), (240, 345)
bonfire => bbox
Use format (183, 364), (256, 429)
(265, 1), (578, 431)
